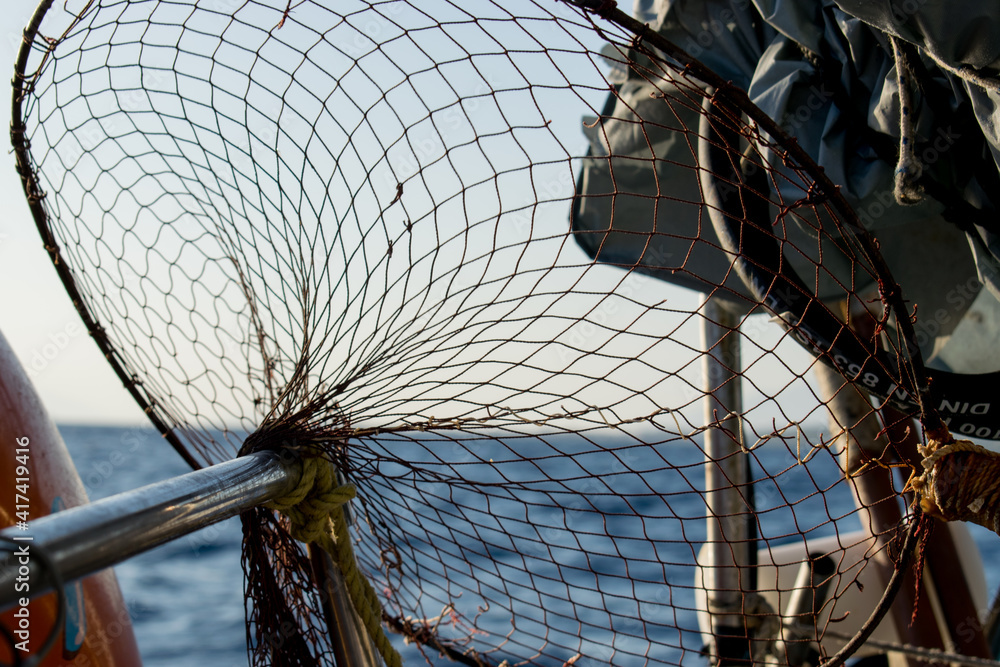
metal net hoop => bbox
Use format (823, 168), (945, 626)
(11, 1), (999, 665)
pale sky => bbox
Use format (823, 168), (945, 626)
(2, 4), (148, 425)
(0, 2), (817, 433)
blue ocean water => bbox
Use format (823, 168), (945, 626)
(60, 424), (434, 666)
(59, 424), (1000, 666)
(61, 425), (249, 666)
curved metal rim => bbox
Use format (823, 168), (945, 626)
(10, 0), (203, 469)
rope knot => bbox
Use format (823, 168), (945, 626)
(263, 453), (402, 667)
(265, 455), (356, 544)
(912, 436), (1000, 535)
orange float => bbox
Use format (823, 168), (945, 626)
(0, 329), (142, 666)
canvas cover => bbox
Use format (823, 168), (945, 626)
(572, 0), (1000, 371)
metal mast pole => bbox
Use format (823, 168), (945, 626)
(700, 296), (754, 665)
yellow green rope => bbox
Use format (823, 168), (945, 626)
(266, 455), (402, 667)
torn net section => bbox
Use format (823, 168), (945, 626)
(11, 0), (993, 665)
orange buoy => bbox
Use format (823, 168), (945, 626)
(0, 329), (143, 666)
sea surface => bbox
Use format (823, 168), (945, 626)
(59, 424), (1000, 666)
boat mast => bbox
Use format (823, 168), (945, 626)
(700, 297), (756, 665)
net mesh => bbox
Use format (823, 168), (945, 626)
(10, 0), (997, 665)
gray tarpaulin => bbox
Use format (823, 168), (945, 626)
(572, 0), (1000, 371)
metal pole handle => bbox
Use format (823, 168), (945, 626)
(0, 450), (299, 608)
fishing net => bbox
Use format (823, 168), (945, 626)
(11, 0), (1000, 665)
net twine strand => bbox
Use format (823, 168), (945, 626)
(264, 455), (402, 667)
